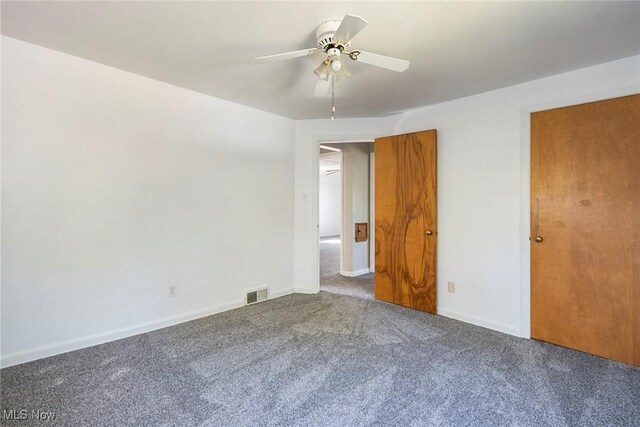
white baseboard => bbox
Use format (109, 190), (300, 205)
(319, 233), (340, 238)
(293, 287), (319, 295)
(437, 307), (521, 337)
(340, 268), (370, 277)
(270, 287), (295, 298)
(1, 289), (295, 369)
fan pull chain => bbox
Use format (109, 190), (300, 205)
(331, 79), (336, 120)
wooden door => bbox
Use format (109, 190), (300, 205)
(531, 94), (640, 366)
(375, 130), (437, 313)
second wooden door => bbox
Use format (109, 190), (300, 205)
(531, 94), (640, 366)
(375, 130), (437, 313)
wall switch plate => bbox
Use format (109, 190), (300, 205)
(169, 285), (177, 298)
(448, 281), (455, 293)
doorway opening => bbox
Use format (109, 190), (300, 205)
(318, 142), (375, 300)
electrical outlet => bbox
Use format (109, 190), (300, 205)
(448, 281), (456, 293)
(169, 285), (177, 298)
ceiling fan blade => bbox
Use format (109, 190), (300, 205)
(351, 51), (410, 72)
(254, 48), (318, 63)
(333, 14), (368, 45)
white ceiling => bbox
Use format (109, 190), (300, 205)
(2, 1), (639, 119)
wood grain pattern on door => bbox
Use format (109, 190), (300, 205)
(531, 94), (640, 366)
(375, 130), (437, 313)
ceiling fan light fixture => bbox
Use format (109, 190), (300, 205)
(331, 58), (342, 71)
(335, 65), (351, 81)
(314, 60), (331, 81)
(315, 58), (350, 81)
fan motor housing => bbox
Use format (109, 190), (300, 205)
(316, 20), (351, 51)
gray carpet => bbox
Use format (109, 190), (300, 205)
(319, 236), (374, 300)
(1, 241), (638, 426)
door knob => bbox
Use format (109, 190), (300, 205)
(425, 230), (433, 236)
(534, 236), (543, 243)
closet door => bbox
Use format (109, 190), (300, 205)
(375, 130), (437, 313)
(531, 94), (640, 366)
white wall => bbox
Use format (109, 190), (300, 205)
(338, 143), (370, 276)
(294, 55), (640, 336)
(318, 169), (341, 237)
(1, 37), (295, 367)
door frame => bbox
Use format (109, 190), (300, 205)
(318, 144), (343, 270)
(518, 86), (639, 339)
(311, 135), (376, 294)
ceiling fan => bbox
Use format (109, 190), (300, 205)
(254, 14), (410, 119)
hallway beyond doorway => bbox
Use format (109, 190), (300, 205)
(320, 236), (374, 300)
